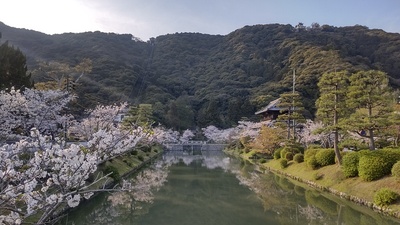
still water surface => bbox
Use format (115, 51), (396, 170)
(62, 151), (400, 225)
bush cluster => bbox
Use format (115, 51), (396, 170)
(342, 152), (360, 177)
(280, 149), (288, 159)
(278, 141), (303, 161)
(391, 161), (400, 178)
(373, 188), (399, 206)
(304, 149), (319, 163)
(305, 148), (335, 169)
(359, 155), (392, 181)
(306, 156), (319, 170)
(284, 141), (305, 153)
(274, 148), (282, 160)
(285, 152), (294, 161)
(358, 149), (400, 181)
(293, 153), (304, 163)
(280, 159), (288, 168)
(315, 149), (335, 167)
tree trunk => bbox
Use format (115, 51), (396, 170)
(333, 85), (342, 165)
(334, 129), (342, 164)
(369, 129), (375, 150)
(368, 105), (375, 150)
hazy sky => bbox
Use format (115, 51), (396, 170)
(1, 0), (400, 41)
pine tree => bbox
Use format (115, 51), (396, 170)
(276, 91), (306, 140)
(123, 104), (155, 129)
(316, 71), (349, 164)
(345, 70), (393, 150)
(0, 41), (33, 90)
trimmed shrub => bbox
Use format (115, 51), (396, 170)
(293, 153), (304, 163)
(260, 158), (267, 164)
(280, 149), (288, 159)
(392, 161), (400, 178)
(304, 149), (319, 162)
(380, 149), (400, 163)
(358, 154), (392, 181)
(342, 151), (360, 177)
(285, 152), (294, 161)
(274, 148), (282, 160)
(374, 188), (399, 206)
(283, 141), (304, 154)
(280, 158), (288, 168)
(315, 149), (336, 167)
(306, 155), (319, 170)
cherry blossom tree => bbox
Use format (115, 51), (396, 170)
(202, 125), (236, 143)
(233, 121), (271, 141)
(297, 120), (332, 148)
(179, 129), (195, 143)
(0, 88), (149, 224)
(0, 131), (99, 224)
(146, 126), (180, 145)
(0, 88), (73, 141)
(68, 103), (128, 141)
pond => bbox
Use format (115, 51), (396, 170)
(61, 150), (400, 225)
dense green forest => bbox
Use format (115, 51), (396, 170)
(1, 22), (400, 129)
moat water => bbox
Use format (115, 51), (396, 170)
(61, 150), (400, 225)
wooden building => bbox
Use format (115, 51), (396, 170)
(254, 98), (285, 120)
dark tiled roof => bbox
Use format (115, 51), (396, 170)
(255, 98), (282, 115)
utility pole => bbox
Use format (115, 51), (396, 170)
(292, 69), (296, 140)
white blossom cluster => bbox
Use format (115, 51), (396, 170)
(68, 103), (128, 141)
(202, 125), (236, 143)
(202, 121), (271, 143)
(0, 88), (73, 141)
(179, 129), (195, 143)
(0, 88), (150, 224)
(297, 119), (330, 147)
(149, 127), (180, 144)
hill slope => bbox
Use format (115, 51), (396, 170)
(1, 22), (400, 129)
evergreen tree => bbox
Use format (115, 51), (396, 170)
(0, 41), (33, 90)
(123, 104), (155, 129)
(316, 71), (349, 164)
(345, 70), (393, 150)
(276, 91), (306, 140)
(165, 98), (195, 131)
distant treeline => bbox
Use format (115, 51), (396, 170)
(1, 22), (400, 129)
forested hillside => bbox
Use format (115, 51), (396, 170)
(1, 22), (400, 129)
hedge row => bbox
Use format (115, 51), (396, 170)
(342, 149), (400, 181)
(304, 148), (336, 169)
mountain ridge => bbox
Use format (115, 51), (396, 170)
(1, 21), (400, 129)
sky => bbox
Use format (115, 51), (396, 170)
(1, 0), (400, 41)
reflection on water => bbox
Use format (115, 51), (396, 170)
(62, 151), (400, 225)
